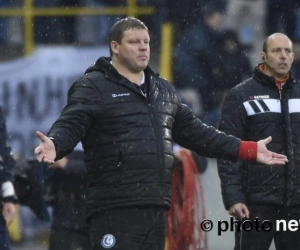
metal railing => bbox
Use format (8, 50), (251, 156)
(0, 0), (173, 81)
(0, 0), (154, 55)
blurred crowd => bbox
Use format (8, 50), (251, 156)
(1, 0), (300, 249)
(1, 0), (300, 125)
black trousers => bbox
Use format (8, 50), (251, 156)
(49, 226), (90, 250)
(0, 214), (10, 250)
(234, 205), (300, 250)
(89, 206), (168, 250)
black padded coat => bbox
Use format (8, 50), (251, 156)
(217, 64), (300, 210)
(48, 57), (242, 220)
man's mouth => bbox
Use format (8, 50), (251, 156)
(279, 63), (287, 67)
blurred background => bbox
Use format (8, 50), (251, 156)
(0, 0), (299, 249)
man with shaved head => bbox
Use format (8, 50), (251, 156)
(218, 33), (300, 249)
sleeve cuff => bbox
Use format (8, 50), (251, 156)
(2, 182), (17, 204)
(2, 181), (15, 197)
(3, 196), (18, 204)
(239, 141), (257, 161)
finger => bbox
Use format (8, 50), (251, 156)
(266, 160), (283, 165)
(36, 154), (43, 163)
(236, 210), (245, 219)
(243, 207), (250, 218)
(36, 131), (46, 141)
(274, 154), (288, 161)
(34, 146), (41, 155)
(229, 211), (238, 218)
(269, 157), (288, 165)
(43, 158), (55, 164)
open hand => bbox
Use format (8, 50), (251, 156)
(34, 131), (56, 164)
(257, 136), (288, 165)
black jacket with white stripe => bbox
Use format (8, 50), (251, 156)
(48, 57), (243, 220)
(217, 64), (300, 209)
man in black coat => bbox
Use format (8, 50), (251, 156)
(0, 107), (17, 250)
(217, 33), (300, 249)
(34, 17), (287, 250)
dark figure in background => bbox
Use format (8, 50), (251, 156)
(47, 150), (89, 250)
(0, 107), (17, 250)
(219, 30), (252, 89)
(165, 0), (227, 43)
(217, 33), (300, 249)
(14, 150), (89, 250)
(265, 0), (299, 42)
(34, 17), (287, 250)
(173, 5), (226, 126)
(207, 30), (252, 126)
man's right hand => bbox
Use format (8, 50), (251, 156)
(34, 131), (56, 164)
(3, 202), (16, 227)
(229, 203), (249, 219)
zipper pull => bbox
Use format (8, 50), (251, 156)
(279, 82), (285, 100)
(279, 90), (282, 100)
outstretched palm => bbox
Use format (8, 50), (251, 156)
(34, 131), (56, 164)
(257, 136), (288, 165)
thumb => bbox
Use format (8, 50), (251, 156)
(262, 136), (272, 145)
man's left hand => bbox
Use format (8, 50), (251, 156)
(257, 136), (288, 165)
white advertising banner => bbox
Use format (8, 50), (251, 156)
(0, 46), (109, 158)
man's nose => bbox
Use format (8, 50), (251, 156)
(280, 51), (288, 59)
(140, 42), (148, 50)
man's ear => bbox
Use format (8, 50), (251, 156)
(110, 41), (119, 55)
(291, 52), (295, 63)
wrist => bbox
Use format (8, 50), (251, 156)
(239, 141), (257, 161)
(49, 136), (57, 149)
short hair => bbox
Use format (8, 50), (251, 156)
(108, 17), (149, 57)
(262, 37), (268, 53)
(262, 33), (291, 53)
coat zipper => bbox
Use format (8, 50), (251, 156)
(147, 82), (164, 187)
(117, 148), (122, 184)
